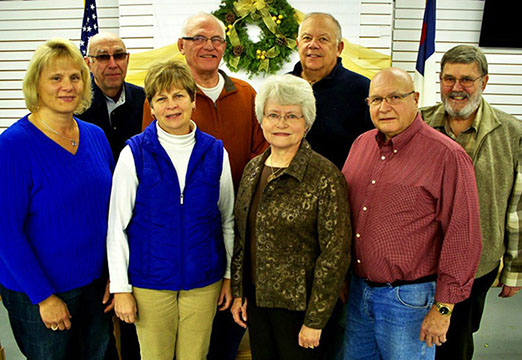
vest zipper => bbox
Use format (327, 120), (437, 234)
(180, 190), (184, 287)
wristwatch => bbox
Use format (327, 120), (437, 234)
(434, 301), (452, 316)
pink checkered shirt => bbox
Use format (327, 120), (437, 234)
(342, 114), (482, 304)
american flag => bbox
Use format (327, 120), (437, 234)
(80, 0), (99, 56)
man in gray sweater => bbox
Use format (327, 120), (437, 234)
(421, 45), (522, 360)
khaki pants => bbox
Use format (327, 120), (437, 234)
(133, 280), (222, 360)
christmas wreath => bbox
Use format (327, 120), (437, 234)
(213, 0), (299, 77)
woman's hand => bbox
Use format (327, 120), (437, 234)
(102, 279), (115, 313)
(217, 278), (232, 310)
(230, 297), (248, 328)
(38, 295), (72, 331)
(114, 293), (138, 323)
(298, 324), (322, 349)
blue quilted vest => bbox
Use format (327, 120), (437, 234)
(125, 121), (225, 290)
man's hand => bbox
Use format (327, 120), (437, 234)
(38, 295), (72, 331)
(217, 278), (232, 310)
(103, 279), (115, 313)
(231, 297), (248, 328)
(419, 303), (453, 347)
(498, 283), (521, 298)
(298, 324), (322, 349)
(114, 293), (138, 323)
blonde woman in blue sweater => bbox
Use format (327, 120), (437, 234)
(0, 39), (114, 359)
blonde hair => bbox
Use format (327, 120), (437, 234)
(144, 60), (197, 104)
(23, 38), (92, 114)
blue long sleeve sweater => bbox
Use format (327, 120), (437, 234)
(0, 115), (114, 304)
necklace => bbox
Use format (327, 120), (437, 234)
(35, 114), (78, 146)
(268, 165), (285, 182)
(266, 154), (291, 181)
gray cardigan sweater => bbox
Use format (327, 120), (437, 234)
(421, 99), (522, 286)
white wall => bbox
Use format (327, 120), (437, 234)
(1, 0), (521, 132)
(392, 0), (522, 118)
(0, 0), (119, 131)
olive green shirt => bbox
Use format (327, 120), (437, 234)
(438, 104), (483, 159)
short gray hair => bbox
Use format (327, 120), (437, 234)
(87, 32), (126, 57)
(181, 12), (226, 38)
(255, 75), (316, 129)
(298, 12), (342, 44)
(441, 45), (489, 76)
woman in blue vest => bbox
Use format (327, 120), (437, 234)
(107, 60), (234, 360)
(0, 38), (114, 359)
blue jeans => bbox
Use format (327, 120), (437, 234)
(0, 278), (110, 360)
(343, 275), (436, 360)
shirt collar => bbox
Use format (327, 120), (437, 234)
(104, 83), (126, 106)
(375, 112), (424, 150)
(259, 140), (312, 183)
(283, 140), (312, 182)
(290, 57), (343, 85)
(432, 100), (484, 135)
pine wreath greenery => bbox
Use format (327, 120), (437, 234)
(213, 0), (299, 78)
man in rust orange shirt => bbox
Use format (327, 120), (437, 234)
(142, 13), (267, 192)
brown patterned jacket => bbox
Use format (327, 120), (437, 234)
(231, 140), (351, 329)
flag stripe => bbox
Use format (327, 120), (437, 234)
(414, 0), (437, 107)
(415, 0), (436, 76)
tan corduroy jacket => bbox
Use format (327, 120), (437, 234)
(422, 99), (522, 285)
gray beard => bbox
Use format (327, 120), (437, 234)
(443, 89), (482, 120)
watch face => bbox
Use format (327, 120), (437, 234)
(439, 306), (450, 315)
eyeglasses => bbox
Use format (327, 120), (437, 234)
(264, 113), (304, 123)
(441, 75), (483, 88)
(366, 91), (415, 107)
(182, 36), (226, 46)
(88, 53), (128, 63)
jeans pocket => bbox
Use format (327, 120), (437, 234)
(395, 282), (435, 309)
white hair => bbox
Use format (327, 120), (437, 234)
(255, 75), (316, 129)
(181, 12), (226, 38)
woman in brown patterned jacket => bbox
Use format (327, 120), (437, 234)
(230, 74), (351, 360)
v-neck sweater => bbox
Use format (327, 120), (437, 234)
(0, 114), (114, 304)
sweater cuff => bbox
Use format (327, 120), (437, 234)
(500, 269), (522, 287)
(110, 282), (132, 293)
(224, 268), (231, 279)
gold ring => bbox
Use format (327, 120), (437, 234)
(309, 345), (315, 349)
(51, 325), (58, 331)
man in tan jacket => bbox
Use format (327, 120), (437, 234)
(421, 45), (522, 360)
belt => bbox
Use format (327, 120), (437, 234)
(364, 274), (437, 288)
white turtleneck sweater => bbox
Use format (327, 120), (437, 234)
(107, 121), (235, 293)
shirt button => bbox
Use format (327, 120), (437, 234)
(394, 149), (397, 153)
(357, 259), (361, 263)
(381, 156), (385, 160)
(113, 126), (117, 130)
(363, 206), (367, 211)
(356, 233), (361, 238)
(371, 180), (376, 184)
